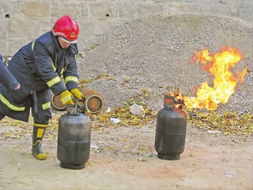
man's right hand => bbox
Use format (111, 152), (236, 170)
(59, 90), (74, 105)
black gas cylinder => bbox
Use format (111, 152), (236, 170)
(57, 105), (91, 169)
(155, 94), (187, 160)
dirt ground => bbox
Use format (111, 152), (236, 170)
(1, 11), (253, 190)
(0, 117), (252, 190)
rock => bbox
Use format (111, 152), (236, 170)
(130, 104), (145, 117)
(105, 107), (111, 113)
(110, 118), (121, 124)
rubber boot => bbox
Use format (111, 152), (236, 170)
(32, 124), (48, 160)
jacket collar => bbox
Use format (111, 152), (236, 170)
(50, 31), (62, 52)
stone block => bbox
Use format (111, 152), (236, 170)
(0, 40), (9, 56)
(51, 1), (88, 17)
(8, 17), (40, 40)
(0, 19), (9, 40)
(21, 2), (49, 17)
(137, 3), (164, 17)
(37, 18), (55, 34)
(8, 38), (30, 56)
(0, 1), (22, 18)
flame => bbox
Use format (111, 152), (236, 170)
(183, 47), (248, 111)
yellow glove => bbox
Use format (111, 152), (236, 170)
(59, 90), (74, 105)
(70, 88), (84, 101)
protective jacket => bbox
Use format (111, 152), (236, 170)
(0, 55), (20, 90)
(0, 31), (79, 122)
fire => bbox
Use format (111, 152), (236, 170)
(183, 47), (248, 111)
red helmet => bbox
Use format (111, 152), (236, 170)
(52, 15), (79, 42)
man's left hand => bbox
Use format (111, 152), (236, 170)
(70, 88), (84, 101)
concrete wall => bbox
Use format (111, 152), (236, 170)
(0, 0), (252, 56)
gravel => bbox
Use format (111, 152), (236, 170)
(77, 13), (253, 113)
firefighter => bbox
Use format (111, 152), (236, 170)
(0, 15), (84, 160)
(0, 55), (20, 90)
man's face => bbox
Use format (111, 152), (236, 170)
(58, 37), (72, 49)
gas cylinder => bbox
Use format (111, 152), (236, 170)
(57, 104), (91, 169)
(155, 94), (187, 160)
